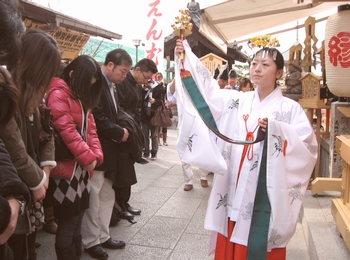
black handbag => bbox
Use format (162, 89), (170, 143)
(53, 124), (82, 161)
(38, 104), (53, 142)
(150, 102), (172, 127)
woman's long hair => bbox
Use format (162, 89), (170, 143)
(0, 67), (20, 129)
(0, 0), (25, 70)
(11, 28), (61, 115)
(61, 55), (102, 110)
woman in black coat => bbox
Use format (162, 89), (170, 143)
(0, 139), (31, 260)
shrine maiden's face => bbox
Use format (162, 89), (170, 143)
(250, 55), (282, 91)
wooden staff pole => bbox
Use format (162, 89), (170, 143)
(180, 29), (185, 61)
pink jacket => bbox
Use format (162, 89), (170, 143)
(47, 78), (103, 180)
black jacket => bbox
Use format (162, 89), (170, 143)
(117, 111), (144, 164)
(93, 74), (140, 187)
(0, 139), (30, 260)
(116, 72), (142, 123)
(92, 76), (125, 173)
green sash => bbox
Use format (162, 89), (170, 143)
(181, 74), (264, 145)
(247, 127), (271, 260)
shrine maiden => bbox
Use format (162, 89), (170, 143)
(168, 39), (317, 260)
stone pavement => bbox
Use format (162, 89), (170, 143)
(36, 129), (350, 259)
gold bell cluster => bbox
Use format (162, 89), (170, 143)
(172, 8), (193, 37)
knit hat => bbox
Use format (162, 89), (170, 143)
(213, 65), (220, 79)
(229, 69), (237, 78)
(218, 64), (229, 81)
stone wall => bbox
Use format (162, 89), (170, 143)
(329, 102), (350, 177)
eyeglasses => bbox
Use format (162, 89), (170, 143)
(142, 71), (154, 84)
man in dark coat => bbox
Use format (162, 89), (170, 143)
(81, 49), (132, 260)
(114, 58), (158, 220)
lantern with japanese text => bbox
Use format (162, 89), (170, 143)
(325, 4), (350, 97)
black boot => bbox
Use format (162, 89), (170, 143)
(151, 151), (157, 160)
(110, 207), (121, 227)
(27, 247), (37, 260)
(73, 235), (82, 259)
(55, 243), (76, 260)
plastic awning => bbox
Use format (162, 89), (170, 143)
(200, 0), (346, 53)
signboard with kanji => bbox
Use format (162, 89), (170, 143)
(49, 28), (90, 61)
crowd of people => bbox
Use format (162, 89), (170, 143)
(0, 1), (169, 259)
(1, 1), (318, 260)
(214, 65), (255, 93)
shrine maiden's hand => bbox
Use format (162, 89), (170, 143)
(175, 39), (185, 56)
(259, 118), (268, 133)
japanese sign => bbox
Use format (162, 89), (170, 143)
(145, 0), (164, 72)
(49, 28), (90, 61)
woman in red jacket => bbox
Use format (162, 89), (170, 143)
(46, 55), (104, 260)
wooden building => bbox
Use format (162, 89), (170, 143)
(19, 0), (122, 61)
(163, 2), (249, 70)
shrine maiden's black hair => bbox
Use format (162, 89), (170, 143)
(254, 47), (284, 71)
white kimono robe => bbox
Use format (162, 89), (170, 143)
(170, 40), (318, 254)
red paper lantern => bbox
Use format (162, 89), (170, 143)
(325, 4), (350, 97)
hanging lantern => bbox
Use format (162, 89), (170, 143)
(325, 4), (350, 97)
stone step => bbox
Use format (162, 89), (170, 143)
(301, 190), (350, 260)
